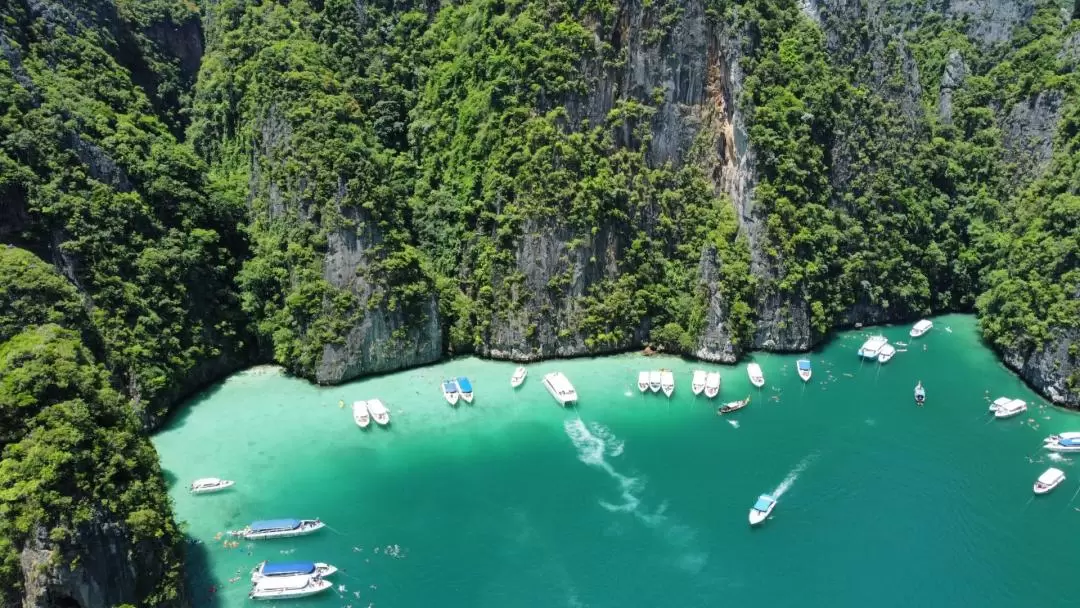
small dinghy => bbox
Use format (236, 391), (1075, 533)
(749, 494), (777, 526)
(1034, 467), (1066, 495)
(993, 398), (1027, 420)
(442, 379), (459, 406)
(190, 478), (235, 494)
(457, 377), (474, 403)
(352, 401), (371, 429)
(648, 370), (662, 393)
(249, 574), (332, 600)
(914, 382), (926, 406)
(796, 359), (812, 382)
(691, 370), (707, 396)
(637, 371), (650, 393)
(704, 372), (721, 398)
(747, 363), (765, 388)
(910, 319), (934, 338)
(251, 561), (338, 583)
(366, 398), (390, 426)
(718, 395), (751, 415)
(660, 370), (675, 397)
(511, 366), (528, 388)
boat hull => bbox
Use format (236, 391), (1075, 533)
(250, 580), (332, 601)
(704, 387), (719, 398)
(994, 408), (1026, 419)
(444, 391), (459, 406)
(191, 481), (234, 494)
(797, 371), (811, 382)
(1034, 481), (1063, 495)
(511, 368), (527, 388)
(252, 564), (338, 583)
(749, 504), (775, 526)
(242, 521), (325, 540)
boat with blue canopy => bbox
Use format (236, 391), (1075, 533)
(442, 380), (459, 406)
(749, 494), (777, 526)
(1044, 432), (1080, 453)
(796, 359), (812, 382)
(251, 560), (338, 582)
(457, 377), (474, 403)
(232, 518), (325, 540)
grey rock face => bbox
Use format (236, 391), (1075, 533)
(1001, 90), (1064, 184)
(695, 245), (738, 362)
(1001, 328), (1080, 408)
(939, 49), (968, 125)
(945, 0), (1035, 45)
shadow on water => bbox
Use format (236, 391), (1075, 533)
(161, 468), (179, 492)
(159, 382), (229, 433)
(184, 535), (224, 608)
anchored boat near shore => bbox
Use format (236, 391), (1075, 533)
(190, 477), (234, 494)
(796, 359), (812, 382)
(232, 519), (325, 540)
(747, 363), (765, 388)
(691, 370), (706, 395)
(249, 574), (332, 600)
(511, 366), (528, 388)
(704, 372), (721, 398)
(442, 379), (459, 406)
(543, 372), (578, 406)
(251, 561), (338, 583)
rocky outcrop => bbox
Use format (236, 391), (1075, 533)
(1001, 327), (1080, 408)
(695, 245), (739, 362)
(1001, 90), (1064, 184)
(938, 49), (968, 125)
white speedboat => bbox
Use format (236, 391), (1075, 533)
(366, 398), (390, 426)
(232, 519), (325, 540)
(249, 574), (332, 600)
(251, 561), (338, 583)
(989, 396), (1013, 413)
(1044, 432), (1080, 453)
(648, 370), (662, 393)
(914, 381), (926, 405)
(910, 319), (933, 338)
(1034, 468), (1066, 495)
(660, 370), (675, 397)
(857, 336), (889, 358)
(993, 398), (1027, 419)
(511, 366), (528, 388)
(704, 372), (721, 398)
(749, 494), (777, 526)
(190, 478), (235, 494)
(691, 370), (707, 396)
(877, 344), (897, 364)
(747, 363), (765, 388)
(543, 372), (578, 406)
(796, 359), (812, 382)
(457, 377), (474, 403)
(442, 379), (459, 406)
(352, 400), (371, 429)
(718, 395), (750, 415)
(637, 371), (650, 393)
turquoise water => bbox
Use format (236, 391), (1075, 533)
(155, 315), (1079, 607)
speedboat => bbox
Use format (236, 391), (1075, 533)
(442, 380), (459, 406)
(993, 398), (1027, 419)
(858, 336), (889, 358)
(251, 561), (338, 583)
(691, 370), (707, 396)
(1044, 432), (1080, 453)
(637, 371), (650, 393)
(457, 377), (474, 403)
(648, 370), (662, 393)
(796, 359), (812, 382)
(1034, 468), (1066, 495)
(660, 370), (675, 397)
(249, 574), (332, 600)
(748, 494), (777, 526)
(366, 398), (390, 425)
(543, 372), (578, 406)
(877, 344), (897, 364)
(190, 478), (235, 494)
(352, 401), (371, 429)
(704, 372), (721, 398)
(914, 382), (926, 405)
(232, 519), (325, 540)
(989, 396), (1013, 413)
(910, 319), (933, 338)
(511, 366), (528, 388)
(747, 363), (765, 388)
(718, 395), (750, 415)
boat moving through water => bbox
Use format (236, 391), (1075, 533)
(747, 363), (765, 388)
(749, 494), (777, 526)
(233, 519), (325, 540)
(351, 401), (370, 429)
(251, 561), (338, 583)
(543, 372), (578, 406)
(704, 372), (721, 398)
(442, 380), (459, 406)
(718, 396), (750, 415)
(910, 319), (933, 338)
(1034, 468), (1066, 495)
(249, 574), (332, 600)
(511, 367), (528, 388)
(691, 370), (707, 395)
(457, 377), (474, 403)
(190, 478), (234, 494)
(796, 359), (812, 382)
(660, 370), (675, 397)
(914, 382), (926, 405)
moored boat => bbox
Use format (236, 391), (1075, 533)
(718, 395), (750, 415)
(1044, 432), (1080, 453)
(660, 370), (675, 397)
(704, 372), (721, 399)
(511, 366), (528, 388)
(691, 370), (707, 396)
(914, 381), (926, 405)
(910, 319), (933, 338)
(637, 371), (650, 393)
(796, 359), (812, 382)
(233, 519), (325, 540)
(457, 377), (474, 403)
(190, 478), (235, 494)
(748, 494), (777, 526)
(877, 344), (897, 364)
(366, 398), (390, 425)
(249, 574), (332, 600)
(648, 370), (662, 393)
(993, 398), (1027, 419)
(543, 372), (578, 406)
(857, 335), (889, 358)
(251, 561), (338, 583)
(989, 396), (1013, 413)
(747, 363), (765, 388)
(352, 400), (371, 429)
(442, 380), (459, 406)
(1034, 467), (1066, 495)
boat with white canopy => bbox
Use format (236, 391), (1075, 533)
(511, 366), (528, 388)
(366, 398), (390, 425)
(910, 319), (933, 338)
(858, 336), (889, 358)
(877, 344), (897, 363)
(993, 398), (1027, 419)
(989, 396), (1013, 413)
(691, 370), (706, 395)
(190, 478), (234, 494)
(704, 372), (721, 398)
(232, 519), (325, 540)
(543, 372), (578, 406)
(1033, 468), (1065, 495)
(251, 561), (338, 583)
(249, 574), (332, 600)
(352, 401), (370, 429)
(747, 363), (765, 388)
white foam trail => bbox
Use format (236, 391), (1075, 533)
(728, 420), (740, 428)
(1047, 453), (1070, 463)
(564, 419), (639, 513)
(773, 454), (816, 499)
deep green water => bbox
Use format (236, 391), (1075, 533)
(155, 314), (1080, 608)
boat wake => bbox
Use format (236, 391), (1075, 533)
(1047, 453), (1071, 464)
(772, 454), (817, 499)
(728, 420), (739, 428)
